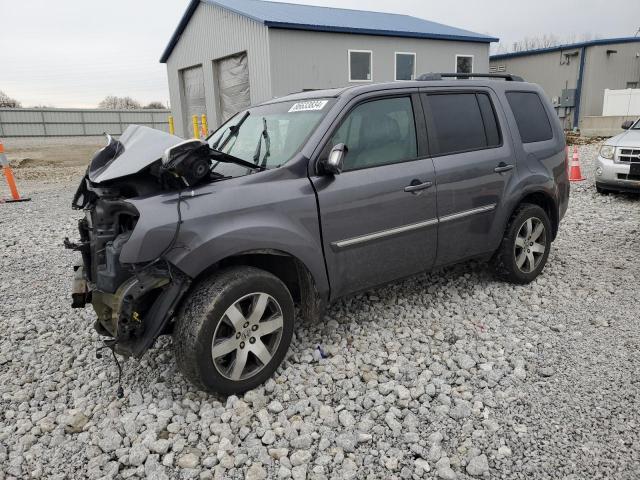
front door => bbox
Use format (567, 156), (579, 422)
(312, 94), (438, 299)
(421, 90), (516, 266)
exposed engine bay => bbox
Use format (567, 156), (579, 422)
(66, 125), (262, 357)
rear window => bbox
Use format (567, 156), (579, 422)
(424, 93), (502, 156)
(506, 91), (553, 143)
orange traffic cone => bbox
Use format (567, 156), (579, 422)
(569, 146), (585, 182)
(1, 141), (31, 203)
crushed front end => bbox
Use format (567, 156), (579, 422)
(66, 126), (193, 358)
(67, 182), (191, 358)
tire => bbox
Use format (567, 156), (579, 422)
(596, 185), (610, 195)
(492, 203), (552, 284)
(173, 266), (294, 395)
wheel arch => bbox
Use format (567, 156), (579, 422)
(191, 249), (327, 323)
(506, 187), (559, 240)
(515, 191), (559, 239)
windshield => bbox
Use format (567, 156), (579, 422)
(633, 120), (640, 130)
(208, 99), (333, 176)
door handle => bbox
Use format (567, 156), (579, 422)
(494, 163), (514, 173)
(404, 180), (433, 194)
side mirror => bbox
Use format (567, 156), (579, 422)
(162, 139), (206, 167)
(621, 120), (634, 130)
(321, 143), (347, 175)
(161, 139), (210, 186)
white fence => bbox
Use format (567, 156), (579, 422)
(0, 108), (171, 137)
(602, 89), (640, 117)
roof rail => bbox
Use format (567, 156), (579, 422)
(417, 73), (525, 82)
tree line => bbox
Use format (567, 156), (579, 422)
(494, 33), (601, 54)
(0, 91), (167, 109)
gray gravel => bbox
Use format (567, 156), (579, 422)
(1, 144), (639, 479)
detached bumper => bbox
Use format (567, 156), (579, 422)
(71, 261), (191, 358)
(595, 156), (640, 192)
(71, 263), (91, 308)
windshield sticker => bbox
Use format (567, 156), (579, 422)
(288, 100), (328, 113)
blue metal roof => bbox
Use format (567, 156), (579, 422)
(490, 37), (640, 60)
(161, 0), (498, 63)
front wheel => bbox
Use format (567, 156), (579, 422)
(492, 203), (552, 284)
(173, 266), (294, 395)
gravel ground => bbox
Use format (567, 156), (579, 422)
(1, 144), (639, 480)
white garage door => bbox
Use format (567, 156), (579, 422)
(216, 52), (251, 123)
(181, 65), (206, 137)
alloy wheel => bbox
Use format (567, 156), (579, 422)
(211, 292), (284, 381)
(514, 217), (547, 273)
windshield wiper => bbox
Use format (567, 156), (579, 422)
(210, 150), (266, 171)
(252, 117), (271, 168)
(212, 111), (250, 151)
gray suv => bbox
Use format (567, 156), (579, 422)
(68, 74), (569, 394)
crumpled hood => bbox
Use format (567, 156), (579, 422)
(606, 128), (640, 148)
(88, 125), (184, 183)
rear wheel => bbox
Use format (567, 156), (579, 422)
(173, 266), (294, 395)
(492, 203), (552, 284)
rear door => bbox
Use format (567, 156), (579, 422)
(312, 92), (438, 299)
(421, 89), (516, 266)
(181, 65), (206, 138)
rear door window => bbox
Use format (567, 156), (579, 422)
(423, 92), (501, 156)
(505, 91), (553, 143)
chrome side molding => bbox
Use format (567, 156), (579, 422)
(331, 203), (497, 250)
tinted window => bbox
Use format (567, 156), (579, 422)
(506, 92), (553, 143)
(477, 94), (501, 147)
(349, 51), (372, 81)
(329, 97), (417, 171)
(425, 93), (501, 156)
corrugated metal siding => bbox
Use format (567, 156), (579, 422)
(580, 42), (640, 121)
(490, 41), (640, 129)
(268, 29), (489, 98)
(489, 50), (581, 101)
(0, 109), (170, 137)
(490, 50), (581, 128)
(165, 2), (271, 135)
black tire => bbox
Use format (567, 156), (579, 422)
(492, 203), (552, 284)
(596, 185), (610, 195)
(173, 266), (294, 395)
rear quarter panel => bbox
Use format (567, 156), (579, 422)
(494, 83), (569, 233)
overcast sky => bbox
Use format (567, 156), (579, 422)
(1, 0), (638, 108)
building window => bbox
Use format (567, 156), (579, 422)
(456, 55), (474, 74)
(349, 50), (372, 82)
(395, 52), (416, 81)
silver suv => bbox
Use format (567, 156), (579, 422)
(68, 74), (570, 394)
(596, 119), (640, 194)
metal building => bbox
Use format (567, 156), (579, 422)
(161, 0), (498, 137)
(490, 38), (640, 131)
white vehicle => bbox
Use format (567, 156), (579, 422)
(596, 119), (640, 194)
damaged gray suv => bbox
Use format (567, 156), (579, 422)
(68, 74), (569, 394)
